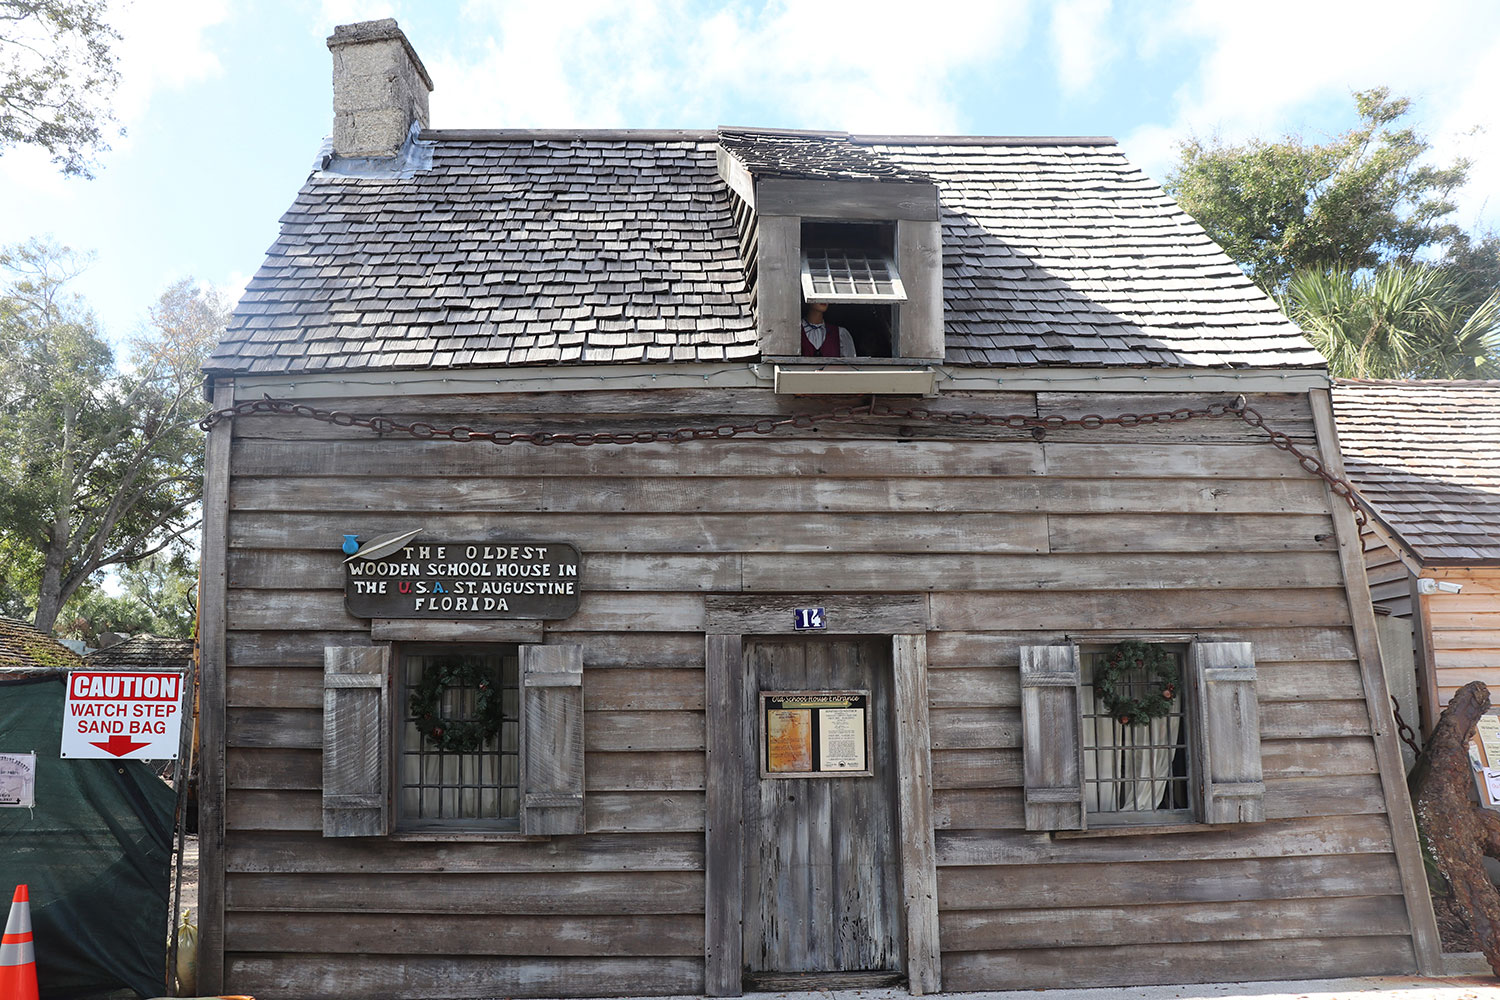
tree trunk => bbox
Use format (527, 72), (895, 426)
(33, 535), (66, 634)
(33, 402), (76, 635)
(1410, 680), (1500, 976)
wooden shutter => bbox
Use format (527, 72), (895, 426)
(521, 644), (585, 835)
(1192, 641), (1264, 824)
(322, 645), (391, 837)
(1020, 644), (1085, 831)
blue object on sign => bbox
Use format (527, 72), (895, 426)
(793, 607), (827, 631)
(341, 534), (360, 555)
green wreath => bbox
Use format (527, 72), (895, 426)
(1094, 640), (1179, 727)
(408, 659), (505, 753)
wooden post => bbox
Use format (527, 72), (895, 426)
(1409, 574), (1442, 739)
(892, 633), (941, 995)
(1309, 388), (1443, 975)
(195, 380), (233, 994)
(756, 216), (801, 356)
(704, 633), (745, 996)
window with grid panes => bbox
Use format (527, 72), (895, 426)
(1080, 645), (1191, 822)
(398, 647), (520, 828)
(1018, 640), (1264, 832)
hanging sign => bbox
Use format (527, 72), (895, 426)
(0, 753), (36, 807)
(345, 541), (581, 620)
(761, 690), (872, 778)
(60, 671), (186, 759)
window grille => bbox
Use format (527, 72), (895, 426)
(398, 648), (520, 826)
(1080, 647), (1190, 819)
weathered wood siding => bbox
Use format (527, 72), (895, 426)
(216, 386), (1418, 997)
(1419, 567), (1500, 707)
(1361, 533), (1413, 617)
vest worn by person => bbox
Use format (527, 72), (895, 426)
(801, 321), (844, 357)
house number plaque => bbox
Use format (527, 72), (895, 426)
(760, 690), (872, 778)
(345, 541), (581, 620)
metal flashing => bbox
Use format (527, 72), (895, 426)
(319, 121), (435, 179)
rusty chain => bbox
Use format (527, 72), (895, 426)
(199, 392), (1369, 526)
(1391, 695), (1422, 757)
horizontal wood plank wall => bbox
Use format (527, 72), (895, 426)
(1423, 567), (1500, 706)
(1361, 534), (1413, 617)
(219, 387), (1415, 997)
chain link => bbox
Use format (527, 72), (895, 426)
(1391, 695), (1422, 757)
(199, 391), (1369, 525)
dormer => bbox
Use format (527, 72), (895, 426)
(717, 130), (943, 393)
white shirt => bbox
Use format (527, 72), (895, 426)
(802, 320), (857, 357)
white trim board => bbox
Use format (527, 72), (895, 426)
(225, 364), (1329, 400)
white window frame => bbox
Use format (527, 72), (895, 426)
(799, 248), (908, 304)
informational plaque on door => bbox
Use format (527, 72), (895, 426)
(760, 691), (871, 778)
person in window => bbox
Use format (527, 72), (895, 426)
(801, 301), (857, 357)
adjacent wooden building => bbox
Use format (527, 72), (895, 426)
(1333, 379), (1500, 737)
(195, 19), (1444, 999)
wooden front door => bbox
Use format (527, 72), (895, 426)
(743, 637), (904, 986)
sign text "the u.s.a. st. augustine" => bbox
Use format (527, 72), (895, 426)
(344, 542), (581, 620)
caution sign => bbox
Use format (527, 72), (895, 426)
(61, 671), (185, 759)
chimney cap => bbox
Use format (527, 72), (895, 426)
(326, 18), (434, 92)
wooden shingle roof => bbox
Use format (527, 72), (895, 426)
(84, 635), (194, 670)
(208, 128), (1323, 376)
(1332, 379), (1500, 564)
(0, 616), (85, 675)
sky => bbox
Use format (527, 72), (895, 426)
(3, 0), (1500, 348)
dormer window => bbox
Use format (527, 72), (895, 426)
(801, 222), (908, 358)
(715, 128), (945, 383)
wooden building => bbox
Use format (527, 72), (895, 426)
(1332, 379), (1500, 737)
(195, 19), (1443, 999)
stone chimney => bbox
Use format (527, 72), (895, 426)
(327, 19), (434, 159)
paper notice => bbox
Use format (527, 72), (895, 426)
(1485, 768), (1500, 805)
(0, 753), (36, 808)
(1477, 715), (1500, 766)
(766, 708), (813, 773)
(818, 707), (866, 771)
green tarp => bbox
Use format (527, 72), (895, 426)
(1, 672), (174, 999)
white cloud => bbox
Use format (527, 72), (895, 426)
(110, 0), (232, 135)
(215, 269), (253, 314)
(319, 0), (402, 33)
(1049, 0), (1114, 98)
(0, 0), (229, 198)
(1123, 0), (1500, 231)
(426, 0), (1033, 135)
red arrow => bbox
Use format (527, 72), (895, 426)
(89, 734), (151, 757)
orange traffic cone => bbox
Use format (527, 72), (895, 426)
(1, 884), (37, 1000)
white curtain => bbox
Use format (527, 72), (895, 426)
(1085, 686), (1180, 813)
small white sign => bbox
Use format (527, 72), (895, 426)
(0, 753), (36, 807)
(60, 671), (185, 760)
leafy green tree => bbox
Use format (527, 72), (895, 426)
(0, 239), (223, 633)
(0, 0), (121, 177)
(56, 553), (197, 642)
(1167, 88), (1470, 293)
(1281, 263), (1500, 379)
